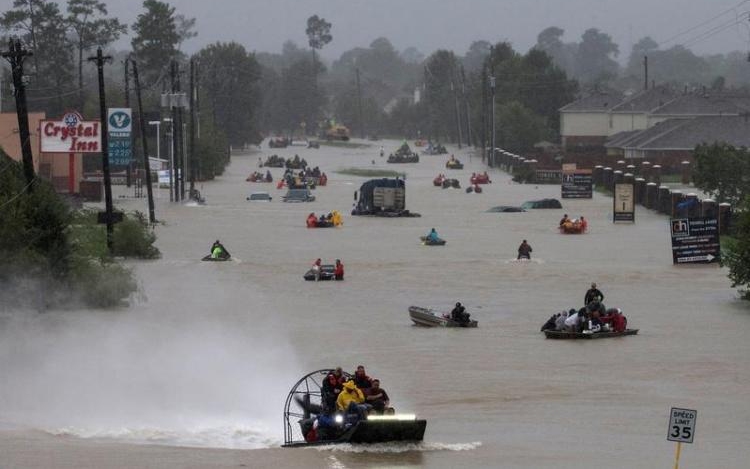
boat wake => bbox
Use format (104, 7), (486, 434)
(505, 258), (544, 264)
(314, 441), (482, 453)
(49, 423), (280, 449)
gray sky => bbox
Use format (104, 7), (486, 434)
(4, 0), (750, 60)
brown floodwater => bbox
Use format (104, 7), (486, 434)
(1, 139), (748, 468)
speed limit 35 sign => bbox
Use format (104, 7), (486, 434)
(667, 407), (697, 443)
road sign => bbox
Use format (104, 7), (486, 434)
(670, 217), (720, 264)
(667, 407), (696, 443)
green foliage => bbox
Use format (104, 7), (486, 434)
(511, 162), (536, 184)
(131, 0), (194, 85)
(193, 116), (230, 179)
(196, 42), (262, 146)
(306, 14), (332, 55)
(67, 0), (127, 107)
(1, 0), (75, 115)
(68, 256), (137, 307)
(720, 197), (750, 299)
(0, 153), (143, 309)
(693, 143), (750, 206)
(497, 101), (551, 153)
(424, 49), (460, 141)
(113, 212), (160, 259)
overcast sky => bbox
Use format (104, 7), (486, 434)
(3, 0), (750, 60)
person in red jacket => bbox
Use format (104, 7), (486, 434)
(306, 213), (317, 228)
(334, 259), (344, 280)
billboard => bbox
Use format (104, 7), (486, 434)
(562, 169), (593, 198)
(614, 183), (635, 222)
(670, 217), (720, 264)
(40, 111), (101, 153)
(107, 108), (132, 166)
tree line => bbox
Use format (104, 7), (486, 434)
(4, 2), (750, 161)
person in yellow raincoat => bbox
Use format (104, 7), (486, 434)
(336, 380), (365, 413)
(331, 210), (343, 227)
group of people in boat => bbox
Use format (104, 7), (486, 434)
(559, 213), (588, 233)
(306, 211), (343, 228)
(470, 172), (491, 184)
(301, 365), (393, 442)
(281, 167), (327, 189)
(310, 258), (344, 281)
(246, 170), (273, 183)
(540, 283), (628, 333)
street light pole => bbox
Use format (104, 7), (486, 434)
(164, 117), (173, 202)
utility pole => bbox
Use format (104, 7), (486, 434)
(175, 64), (184, 200)
(88, 47), (115, 253)
(461, 65), (472, 147)
(355, 67), (364, 139)
(132, 59), (155, 224)
(189, 57), (196, 194)
(480, 64), (487, 162)
(124, 58), (131, 188)
(170, 60), (179, 202)
(2, 39), (35, 190)
(643, 55), (649, 91)
(490, 74), (496, 168)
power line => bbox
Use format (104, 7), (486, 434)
(658, 0), (750, 47)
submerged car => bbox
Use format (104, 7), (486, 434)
(521, 198), (562, 209)
(283, 188), (316, 202)
(247, 191), (273, 201)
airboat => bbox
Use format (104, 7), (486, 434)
(282, 369), (427, 447)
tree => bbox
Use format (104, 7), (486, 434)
(66, 0), (127, 108)
(721, 196), (750, 299)
(1, 0), (75, 115)
(575, 28), (619, 84)
(693, 143), (750, 207)
(462, 40), (491, 73)
(131, 0), (195, 85)
(423, 50), (460, 141)
(625, 36), (658, 78)
(196, 42), (262, 146)
(496, 101), (549, 152)
(400, 46), (424, 64)
(305, 14), (332, 68)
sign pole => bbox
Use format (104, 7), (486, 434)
(68, 152), (75, 194)
(673, 441), (682, 469)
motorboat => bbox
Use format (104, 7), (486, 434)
(544, 329), (638, 339)
(408, 306), (477, 327)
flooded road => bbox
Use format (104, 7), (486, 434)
(1, 139), (749, 468)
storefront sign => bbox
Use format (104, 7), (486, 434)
(40, 112), (101, 153)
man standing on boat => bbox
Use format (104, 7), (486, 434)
(585, 282), (604, 306)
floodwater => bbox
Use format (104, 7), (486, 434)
(1, 139), (749, 469)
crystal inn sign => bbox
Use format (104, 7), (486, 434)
(40, 111), (101, 153)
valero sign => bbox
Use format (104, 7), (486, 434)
(41, 111), (101, 153)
